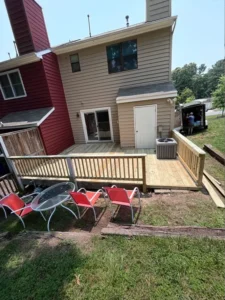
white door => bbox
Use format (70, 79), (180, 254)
(134, 105), (157, 148)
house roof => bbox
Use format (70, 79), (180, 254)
(52, 16), (177, 55)
(0, 49), (51, 72)
(116, 82), (177, 104)
(0, 107), (54, 130)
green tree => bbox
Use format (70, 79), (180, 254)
(192, 73), (209, 99)
(177, 87), (195, 104)
(172, 60), (224, 101)
(212, 75), (225, 116)
(198, 63), (207, 74)
(172, 63), (197, 94)
(207, 59), (225, 94)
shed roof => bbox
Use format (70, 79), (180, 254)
(0, 107), (54, 130)
(116, 82), (177, 104)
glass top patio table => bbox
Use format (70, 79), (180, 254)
(31, 182), (75, 211)
(31, 182), (76, 231)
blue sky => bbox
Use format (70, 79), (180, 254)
(0, 0), (224, 70)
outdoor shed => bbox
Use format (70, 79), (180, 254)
(0, 107), (54, 156)
(116, 82), (177, 148)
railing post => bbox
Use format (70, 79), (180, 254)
(66, 157), (78, 190)
(197, 153), (205, 187)
(142, 155), (147, 193)
(7, 158), (24, 192)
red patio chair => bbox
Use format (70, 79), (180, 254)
(103, 185), (141, 223)
(0, 193), (45, 228)
(70, 188), (107, 221)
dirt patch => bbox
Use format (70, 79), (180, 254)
(14, 230), (95, 253)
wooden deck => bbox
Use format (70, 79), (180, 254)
(62, 143), (197, 190)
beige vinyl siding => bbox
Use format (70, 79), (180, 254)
(58, 28), (172, 144)
(146, 0), (171, 22)
(118, 98), (175, 147)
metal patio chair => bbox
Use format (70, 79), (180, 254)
(103, 185), (141, 223)
(70, 188), (107, 221)
(0, 193), (45, 228)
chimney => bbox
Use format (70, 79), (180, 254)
(5, 0), (50, 56)
(146, 0), (171, 22)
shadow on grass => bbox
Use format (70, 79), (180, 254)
(0, 203), (109, 234)
(110, 205), (141, 224)
(0, 238), (86, 300)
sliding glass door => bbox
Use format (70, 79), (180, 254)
(82, 108), (113, 142)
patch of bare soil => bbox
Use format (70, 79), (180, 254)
(13, 230), (95, 253)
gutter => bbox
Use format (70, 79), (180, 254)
(116, 91), (178, 104)
(172, 18), (177, 34)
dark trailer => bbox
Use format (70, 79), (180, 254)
(181, 101), (208, 134)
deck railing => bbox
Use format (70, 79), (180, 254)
(9, 154), (147, 192)
(0, 173), (18, 198)
(172, 130), (205, 186)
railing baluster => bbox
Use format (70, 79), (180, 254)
(173, 130), (205, 185)
(8, 154), (147, 187)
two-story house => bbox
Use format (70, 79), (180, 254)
(0, 0), (177, 155)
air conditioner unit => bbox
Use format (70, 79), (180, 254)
(156, 138), (177, 159)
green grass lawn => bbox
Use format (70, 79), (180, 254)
(139, 193), (225, 228)
(0, 236), (224, 300)
(188, 116), (225, 188)
(189, 116), (225, 153)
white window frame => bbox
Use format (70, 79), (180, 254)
(0, 68), (27, 100)
(80, 107), (114, 143)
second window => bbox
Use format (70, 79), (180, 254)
(106, 40), (138, 74)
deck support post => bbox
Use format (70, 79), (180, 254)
(142, 155), (147, 193)
(66, 157), (78, 190)
(7, 158), (24, 192)
(196, 153), (205, 187)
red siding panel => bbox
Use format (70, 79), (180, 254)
(40, 53), (74, 155)
(0, 61), (52, 118)
(4, 0), (50, 55)
(23, 0), (50, 52)
(5, 0), (34, 55)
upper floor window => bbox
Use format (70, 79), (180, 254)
(0, 69), (26, 100)
(70, 54), (81, 72)
(106, 40), (138, 74)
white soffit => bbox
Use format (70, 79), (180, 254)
(116, 91), (178, 104)
(52, 16), (177, 55)
(0, 53), (40, 72)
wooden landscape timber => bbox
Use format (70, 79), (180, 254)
(101, 224), (225, 240)
(203, 170), (225, 197)
(203, 144), (225, 166)
(202, 175), (225, 208)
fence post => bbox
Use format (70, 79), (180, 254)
(197, 153), (205, 187)
(66, 157), (78, 190)
(142, 155), (147, 193)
